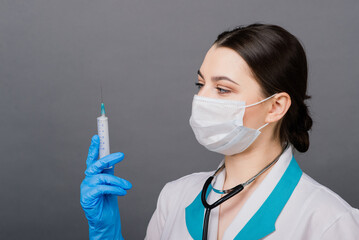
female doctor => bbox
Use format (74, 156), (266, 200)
(80, 23), (359, 240)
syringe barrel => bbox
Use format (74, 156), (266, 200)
(97, 115), (113, 169)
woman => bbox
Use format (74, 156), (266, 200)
(80, 23), (359, 240)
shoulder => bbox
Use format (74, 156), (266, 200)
(298, 173), (355, 213)
(145, 171), (214, 239)
(160, 170), (213, 197)
(292, 172), (359, 236)
(157, 170), (214, 210)
(165, 170), (213, 189)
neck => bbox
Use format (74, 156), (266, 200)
(223, 138), (284, 189)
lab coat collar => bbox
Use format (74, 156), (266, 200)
(185, 144), (303, 240)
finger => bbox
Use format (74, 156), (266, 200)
(89, 174), (132, 190)
(101, 166), (115, 175)
(89, 185), (128, 199)
(86, 135), (100, 168)
(85, 152), (125, 176)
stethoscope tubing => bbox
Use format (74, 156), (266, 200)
(200, 142), (289, 240)
(201, 176), (244, 240)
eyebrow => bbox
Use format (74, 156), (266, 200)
(197, 70), (239, 86)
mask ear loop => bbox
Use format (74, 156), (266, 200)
(244, 93), (278, 131)
(244, 93), (278, 108)
(257, 122), (269, 131)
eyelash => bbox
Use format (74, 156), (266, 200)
(195, 82), (231, 94)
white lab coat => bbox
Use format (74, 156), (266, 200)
(145, 144), (359, 239)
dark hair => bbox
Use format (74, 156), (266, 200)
(213, 23), (313, 153)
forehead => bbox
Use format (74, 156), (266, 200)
(199, 45), (255, 82)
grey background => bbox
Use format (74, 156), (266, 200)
(0, 0), (358, 239)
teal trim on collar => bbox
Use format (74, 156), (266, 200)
(185, 183), (213, 240)
(210, 184), (225, 194)
(233, 155), (302, 239)
(185, 156), (302, 240)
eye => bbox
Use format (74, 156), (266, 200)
(195, 82), (204, 89)
(216, 87), (231, 94)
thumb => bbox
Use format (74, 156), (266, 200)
(86, 135), (100, 169)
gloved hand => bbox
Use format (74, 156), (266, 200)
(80, 134), (132, 240)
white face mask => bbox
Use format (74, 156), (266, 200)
(189, 93), (277, 155)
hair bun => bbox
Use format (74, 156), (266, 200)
(289, 101), (313, 152)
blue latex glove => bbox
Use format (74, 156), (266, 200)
(80, 134), (132, 240)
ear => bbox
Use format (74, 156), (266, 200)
(265, 92), (291, 123)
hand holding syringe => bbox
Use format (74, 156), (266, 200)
(80, 135), (132, 239)
(80, 84), (132, 239)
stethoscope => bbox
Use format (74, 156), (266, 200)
(200, 142), (289, 240)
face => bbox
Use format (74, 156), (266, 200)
(196, 44), (273, 129)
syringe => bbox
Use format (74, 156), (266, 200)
(97, 84), (113, 169)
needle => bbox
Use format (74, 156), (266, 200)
(100, 78), (104, 103)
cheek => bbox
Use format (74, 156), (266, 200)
(243, 107), (267, 129)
